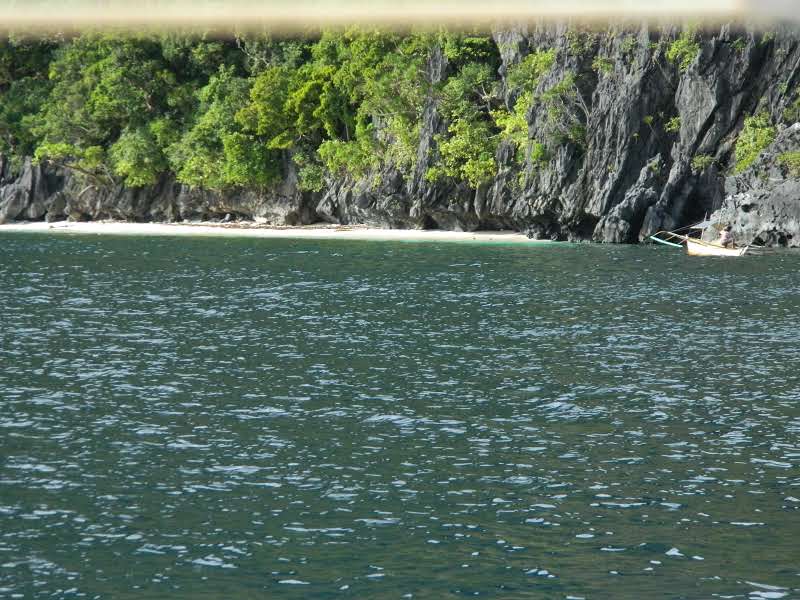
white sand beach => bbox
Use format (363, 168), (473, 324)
(0, 220), (550, 244)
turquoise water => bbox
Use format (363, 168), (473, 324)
(1, 233), (799, 599)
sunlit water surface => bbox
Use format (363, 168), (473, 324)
(1, 233), (799, 599)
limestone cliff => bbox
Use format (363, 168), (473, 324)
(2, 23), (799, 246)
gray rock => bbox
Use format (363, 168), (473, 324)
(706, 123), (800, 247)
(594, 155), (664, 243)
(0, 157), (65, 224)
(2, 23), (800, 246)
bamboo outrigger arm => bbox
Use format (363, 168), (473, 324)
(648, 231), (688, 248)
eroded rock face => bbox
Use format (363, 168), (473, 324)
(316, 169), (419, 228)
(705, 124), (800, 247)
(0, 156), (66, 224)
(2, 24), (799, 245)
(594, 155), (665, 243)
(0, 154), (319, 226)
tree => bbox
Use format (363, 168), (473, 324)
(32, 34), (174, 184)
(0, 35), (57, 161)
(168, 65), (279, 189)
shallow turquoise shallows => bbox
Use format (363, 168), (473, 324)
(1, 233), (799, 599)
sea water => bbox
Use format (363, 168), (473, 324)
(1, 233), (798, 598)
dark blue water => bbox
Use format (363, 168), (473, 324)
(1, 233), (799, 599)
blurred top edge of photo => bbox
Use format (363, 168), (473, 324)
(0, 0), (797, 32)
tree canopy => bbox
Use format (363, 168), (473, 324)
(0, 28), (557, 191)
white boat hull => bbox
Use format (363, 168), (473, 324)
(685, 238), (747, 257)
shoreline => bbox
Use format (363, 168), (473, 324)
(0, 220), (552, 244)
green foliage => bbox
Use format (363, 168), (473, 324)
(643, 115), (654, 127)
(33, 140), (111, 184)
(761, 31), (776, 46)
(440, 31), (496, 68)
(109, 126), (166, 187)
(665, 116), (682, 133)
(666, 28), (701, 72)
(733, 113), (776, 174)
(164, 63), (280, 189)
(777, 151), (800, 178)
(220, 132), (279, 187)
(424, 37), (504, 189)
(2, 28), (514, 193)
(292, 149), (325, 192)
(318, 128), (378, 179)
(492, 95), (529, 156)
(233, 32), (310, 74)
(0, 76), (50, 161)
(565, 28), (596, 57)
(236, 65), (292, 148)
(30, 34), (190, 184)
(493, 48), (557, 166)
(358, 34), (429, 171)
(493, 47), (564, 165)
(530, 140), (548, 164)
(784, 96), (800, 123)
(540, 72), (588, 148)
(494, 49), (555, 163)
(274, 29), (430, 179)
(427, 118), (496, 188)
(731, 37), (747, 53)
(285, 63), (345, 141)
(591, 56), (614, 75)
(12, 28), (434, 189)
(0, 36), (56, 159)
(690, 153), (715, 173)
(439, 61), (495, 121)
(493, 93), (552, 170)
(620, 35), (638, 56)
(506, 49), (555, 92)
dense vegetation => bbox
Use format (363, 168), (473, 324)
(0, 28), (604, 194)
(1, 30), (428, 190)
(1, 27), (796, 197)
(0, 30), (488, 191)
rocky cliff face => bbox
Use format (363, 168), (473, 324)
(2, 23), (800, 246)
(705, 123), (800, 247)
(0, 153), (317, 225)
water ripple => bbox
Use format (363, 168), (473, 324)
(1, 235), (799, 598)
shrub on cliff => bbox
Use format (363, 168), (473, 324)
(666, 28), (700, 72)
(505, 49), (555, 93)
(492, 49), (554, 165)
(733, 113), (776, 174)
(777, 151), (800, 178)
(426, 38), (502, 188)
(784, 97), (800, 124)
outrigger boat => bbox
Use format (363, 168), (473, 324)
(684, 237), (748, 257)
(649, 221), (751, 257)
